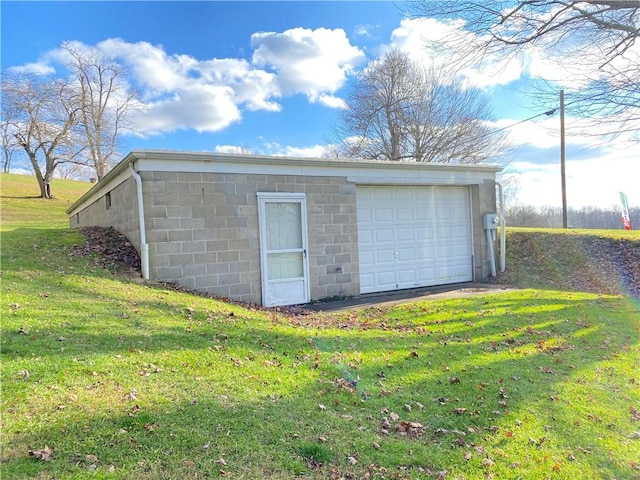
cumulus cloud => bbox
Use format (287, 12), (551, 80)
(14, 27), (363, 137)
(251, 27), (365, 104)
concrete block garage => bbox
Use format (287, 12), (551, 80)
(67, 150), (501, 307)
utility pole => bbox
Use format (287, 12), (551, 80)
(560, 89), (567, 228)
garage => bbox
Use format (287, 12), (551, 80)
(68, 150), (499, 306)
(357, 185), (473, 294)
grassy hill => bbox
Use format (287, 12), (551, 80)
(494, 228), (640, 297)
(1, 173), (639, 480)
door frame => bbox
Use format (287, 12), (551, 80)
(257, 192), (310, 307)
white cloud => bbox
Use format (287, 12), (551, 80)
(389, 18), (525, 88)
(251, 27), (365, 103)
(130, 84), (241, 135)
(8, 62), (55, 76)
(261, 142), (328, 158)
(506, 152), (640, 208)
(13, 28), (364, 137)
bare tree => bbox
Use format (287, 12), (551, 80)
(407, 1), (640, 139)
(61, 42), (137, 180)
(1, 73), (84, 198)
(0, 114), (18, 173)
(330, 50), (507, 164)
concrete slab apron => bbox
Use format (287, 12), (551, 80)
(303, 282), (517, 312)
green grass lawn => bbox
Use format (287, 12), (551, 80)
(1, 174), (639, 479)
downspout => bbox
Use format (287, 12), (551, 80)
(129, 162), (149, 280)
(496, 181), (506, 273)
(486, 228), (497, 278)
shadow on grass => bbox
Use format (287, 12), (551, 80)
(3, 322), (637, 479)
(3, 295), (639, 478)
(2, 227), (639, 478)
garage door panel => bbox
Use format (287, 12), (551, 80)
(397, 227), (415, 242)
(374, 208), (394, 222)
(417, 246), (435, 260)
(359, 230), (373, 244)
(359, 209), (373, 223)
(376, 271), (397, 288)
(376, 249), (396, 264)
(396, 208), (414, 222)
(359, 250), (374, 266)
(375, 228), (395, 242)
(397, 247), (416, 262)
(357, 185), (472, 294)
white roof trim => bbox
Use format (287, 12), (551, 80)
(67, 149), (501, 215)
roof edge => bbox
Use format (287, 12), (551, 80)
(66, 149), (503, 215)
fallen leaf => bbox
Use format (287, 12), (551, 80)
(28, 446), (53, 461)
(347, 456), (358, 465)
(318, 404), (326, 411)
(482, 458), (494, 467)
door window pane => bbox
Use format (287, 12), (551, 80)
(265, 202), (302, 250)
(267, 252), (303, 280)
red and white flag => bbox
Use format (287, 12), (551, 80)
(620, 192), (632, 230)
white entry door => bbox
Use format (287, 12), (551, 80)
(257, 193), (310, 307)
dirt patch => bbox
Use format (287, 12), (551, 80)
(72, 227), (141, 277)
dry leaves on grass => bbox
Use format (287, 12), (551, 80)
(28, 446), (53, 461)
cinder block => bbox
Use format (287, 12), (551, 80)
(230, 283), (252, 296)
(207, 263), (230, 274)
(177, 172), (203, 182)
(193, 252), (218, 264)
(218, 251), (240, 263)
(169, 253), (194, 267)
(205, 285), (230, 298)
(168, 230), (193, 242)
(156, 266), (184, 279)
(182, 241), (206, 254)
(218, 273), (241, 286)
(154, 242), (182, 255)
(179, 218), (205, 230)
(183, 263), (207, 277)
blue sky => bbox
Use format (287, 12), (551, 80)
(2, 1), (638, 209)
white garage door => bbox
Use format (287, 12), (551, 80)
(357, 185), (473, 294)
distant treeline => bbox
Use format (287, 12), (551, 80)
(504, 205), (639, 230)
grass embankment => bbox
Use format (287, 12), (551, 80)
(1, 173), (639, 479)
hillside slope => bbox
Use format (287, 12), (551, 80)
(492, 230), (640, 297)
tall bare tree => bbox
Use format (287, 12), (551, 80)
(407, 1), (640, 139)
(1, 73), (84, 198)
(331, 49), (506, 164)
(0, 113), (18, 173)
(62, 42), (137, 180)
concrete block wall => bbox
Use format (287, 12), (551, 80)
(143, 171), (360, 304)
(70, 177), (141, 251)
